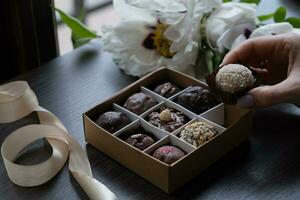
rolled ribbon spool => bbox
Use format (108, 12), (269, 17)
(0, 81), (117, 200)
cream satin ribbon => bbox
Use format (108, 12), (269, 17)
(0, 81), (117, 200)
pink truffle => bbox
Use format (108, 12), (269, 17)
(152, 145), (185, 165)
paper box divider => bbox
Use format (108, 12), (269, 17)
(168, 86), (192, 101)
(199, 103), (225, 126)
(142, 100), (197, 121)
(113, 103), (139, 122)
(140, 86), (166, 103)
(144, 134), (196, 165)
(172, 116), (226, 140)
(113, 117), (169, 154)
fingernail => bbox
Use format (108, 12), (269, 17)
(238, 95), (254, 108)
(219, 62), (225, 67)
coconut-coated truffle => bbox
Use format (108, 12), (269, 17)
(215, 64), (255, 93)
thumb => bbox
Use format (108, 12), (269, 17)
(237, 79), (292, 108)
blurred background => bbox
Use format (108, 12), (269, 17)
(1, 0), (299, 82)
(54, 0), (300, 55)
(55, 0), (118, 54)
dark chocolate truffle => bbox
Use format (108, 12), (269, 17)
(125, 133), (155, 151)
(176, 86), (218, 114)
(153, 145), (185, 165)
(95, 111), (130, 133)
(124, 93), (156, 115)
(147, 107), (188, 132)
(154, 82), (181, 98)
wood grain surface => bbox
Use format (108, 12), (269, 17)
(1, 1), (300, 199)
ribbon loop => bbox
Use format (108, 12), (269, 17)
(0, 81), (117, 200)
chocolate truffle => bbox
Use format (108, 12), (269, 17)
(180, 121), (217, 147)
(153, 145), (185, 165)
(215, 64), (255, 93)
(124, 93), (156, 115)
(154, 82), (181, 98)
(176, 86), (218, 114)
(125, 133), (155, 151)
(147, 107), (188, 132)
(95, 111), (130, 133)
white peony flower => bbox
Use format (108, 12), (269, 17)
(217, 23), (300, 52)
(193, 0), (222, 22)
(102, 0), (206, 77)
(250, 22), (294, 38)
(205, 2), (257, 52)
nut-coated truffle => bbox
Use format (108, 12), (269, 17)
(154, 82), (181, 98)
(147, 107), (188, 133)
(125, 133), (155, 151)
(152, 145), (185, 165)
(215, 64), (255, 93)
(95, 111), (130, 133)
(124, 93), (156, 115)
(180, 121), (217, 147)
(176, 86), (218, 114)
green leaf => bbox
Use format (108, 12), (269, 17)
(72, 33), (93, 48)
(77, 5), (86, 22)
(258, 13), (274, 21)
(274, 6), (287, 22)
(240, 0), (260, 5)
(70, 6), (90, 48)
(54, 8), (97, 38)
(205, 50), (214, 74)
(285, 17), (300, 28)
(223, 0), (232, 2)
(212, 53), (222, 70)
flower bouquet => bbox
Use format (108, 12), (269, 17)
(56, 0), (300, 79)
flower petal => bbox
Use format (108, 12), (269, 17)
(206, 2), (256, 49)
(250, 22), (294, 38)
(117, 52), (160, 76)
(164, 0), (201, 53)
(125, 0), (187, 24)
(161, 40), (199, 77)
(216, 23), (255, 51)
(127, 0), (187, 13)
(293, 28), (300, 35)
(193, 0), (222, 21)
(113, 0), (156, 22)
(102, 20), (161, 64)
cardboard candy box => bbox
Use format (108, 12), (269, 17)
(83, 67), (253, 193)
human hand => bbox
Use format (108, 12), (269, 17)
(221, 33), (300, 108)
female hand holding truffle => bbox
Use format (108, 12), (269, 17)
(222, 33), (300, 108)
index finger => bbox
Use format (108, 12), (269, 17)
(221, 34), (287, 67)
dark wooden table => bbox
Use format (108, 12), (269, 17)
(1, 1), (300, 199)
